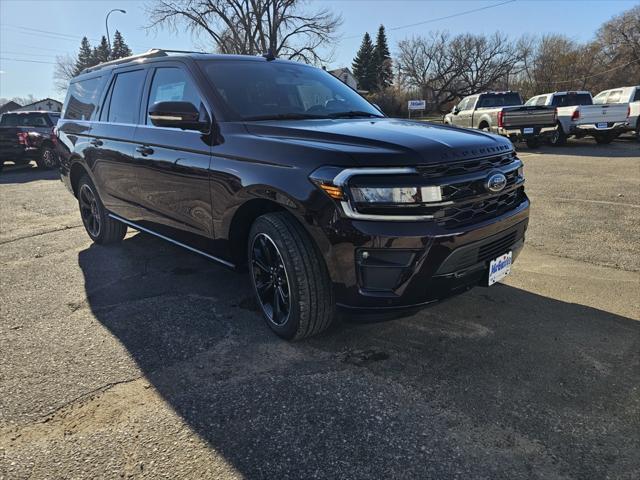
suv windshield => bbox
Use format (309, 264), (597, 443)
(201, 60), (382, 121)
(477, 93), (522, 108)
(551, 93), (592, 107)
(0, 113), (51, 127)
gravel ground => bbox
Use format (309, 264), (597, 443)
(1, 136), (639, 479)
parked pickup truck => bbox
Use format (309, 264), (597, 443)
(0, 111), (60, 172)
(525, 91), (630, 145)
(443, 91), (557, 148)
(594, 85), (640, 140)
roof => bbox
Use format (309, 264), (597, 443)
(15, 98), (62, 110)
(78, 48), (305, 77)
(0, 100), (21, 114)
(329, 67), (354, 76)
(2, 110), (60, 115)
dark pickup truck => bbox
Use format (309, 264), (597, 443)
(58, 49), (529, 340)
(0, 111), (60, 172)
(444, 91), (557, 148)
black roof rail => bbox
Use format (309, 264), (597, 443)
(80, 48), (205, 74)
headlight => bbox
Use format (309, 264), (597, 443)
(350, 185), (442, 203)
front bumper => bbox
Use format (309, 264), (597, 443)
(324, 195), (530, 309)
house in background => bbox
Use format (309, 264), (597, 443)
(13, 98), (62, 112)
(328, 67), (358, 90)
(0, 101), (22, 115)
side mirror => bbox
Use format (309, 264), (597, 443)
(148, 101), (209, 131)
(452, 106), (459, 115)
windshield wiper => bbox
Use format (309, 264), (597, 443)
(327, 111), (384, 118)
(243, 113), (329, 121)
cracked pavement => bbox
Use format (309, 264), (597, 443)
(1, 137), (639, 479)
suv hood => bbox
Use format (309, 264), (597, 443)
(244, 117), (513, 166)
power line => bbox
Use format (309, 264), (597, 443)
(0, 57), (57, 65)
(342, 0), (517, 40)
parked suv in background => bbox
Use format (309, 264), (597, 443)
(443, 91), (556, 148)
(0, 111), (60, 172)
(594, 85), (640, 140)
(58, 49), (529, 340)
(525, 91), (629, 145)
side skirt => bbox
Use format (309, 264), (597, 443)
(108, 213), (236, 269)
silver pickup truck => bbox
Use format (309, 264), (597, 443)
(443, 91), (557, 148)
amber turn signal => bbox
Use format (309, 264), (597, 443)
(318, 183), (344, 200)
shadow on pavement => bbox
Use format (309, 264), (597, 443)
(518, 138), (639, 158)
(78, 232), (640, 479)
(0, 165), (59, 184)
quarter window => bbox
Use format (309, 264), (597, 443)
(63, 77), (102, 120)
(146, 67), (203, 125)
(106, 70), (146, 124)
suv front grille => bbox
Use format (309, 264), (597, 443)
(436, 188), (524, 228)
(416, 153), (516, 178)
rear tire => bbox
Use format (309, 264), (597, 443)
(549, 125), (567, 146)
(35, 146), (58, 169)
(77, 175), (127, 244)
(248, 212), (334, 340)
(594, 133), (614, 144)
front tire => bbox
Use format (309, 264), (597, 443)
(77, 175), (127, 244)
(248, 212), (334, 340)
(35, 146), (58, 169)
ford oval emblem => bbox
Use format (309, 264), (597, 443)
(486, 172), (507, 193)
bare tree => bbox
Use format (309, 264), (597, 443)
(53, 54), (77, 94)
(146, 0), (342, 64)
(397, 32), (521, 111)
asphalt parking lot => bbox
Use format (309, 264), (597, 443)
(1, 136), (639, 479)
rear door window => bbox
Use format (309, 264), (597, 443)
(105, 69), (147, 124)
(535, 96), (548, 106)
(477, 93), (522, 108)
(551, 93), (592, 107)
(63, 77), (102, 120)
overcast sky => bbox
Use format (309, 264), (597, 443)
(0, 0), (636, 101)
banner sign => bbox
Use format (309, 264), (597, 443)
(408, 100), (426, 110)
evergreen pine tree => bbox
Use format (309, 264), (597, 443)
(92, 36), (111, 65)
(110, 30), (132, 60)
(74, 37), (93, 75)
(352, 32), (376, 91)
(373, 25), (393, 91)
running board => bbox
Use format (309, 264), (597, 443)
(108, 213), (235, 268)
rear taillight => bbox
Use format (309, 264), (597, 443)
(17, 132), (28, 145)
(497, 110), (504, 128)
(571, 109), (580, 121)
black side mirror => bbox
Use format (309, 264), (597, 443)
(452, 106), (459, 115)
(148, 101), (209, 131)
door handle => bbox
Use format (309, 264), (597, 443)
(89, 138), (103, 147)
(136, 146), (154, 156)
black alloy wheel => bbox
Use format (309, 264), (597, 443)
(250, 233), (291, 327)
(79, 183), (101, 238)
(37, 147), (57, 169)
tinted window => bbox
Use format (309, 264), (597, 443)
(203, 60), (380, 120)
(477, 93), (522, 108)
(147, 68), (203, 125)
(63, 77), (102, 120)
(633, 88), (640, 103)
(106, 70), (146, 124)
(0, 113), (50, 126)
(551, 93), (592, 107)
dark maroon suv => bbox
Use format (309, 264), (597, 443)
(57, 49), (529, 340)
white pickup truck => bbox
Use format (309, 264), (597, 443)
(525, 91), (629, 145)
(594, 86), (640, 140)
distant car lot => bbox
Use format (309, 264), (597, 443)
(1, 136), (639, 479)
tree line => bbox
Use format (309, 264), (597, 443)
(54, 31), (132, 92)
